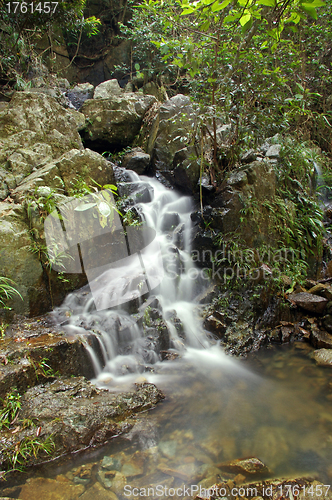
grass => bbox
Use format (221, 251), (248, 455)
(0, 277), (22, 309)
(0, 389), (21, 431)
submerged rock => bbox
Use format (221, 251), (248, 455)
(313, 348), (332, 366)
(217, 457), (270, 477)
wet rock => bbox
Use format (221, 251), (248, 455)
(313, 348), (332, 366)
(217, 457), (270, 477)
(288, 292), (328, 314)
(204, 315), (227, 338)
(19, 476), (85, 500)
(93, 79), (122, 98)
(101, 455), (122, 471)
(310, 325), (332, 348)
(80, 481), (118, 500)
(308, 283), (332, 301)
(0, 380), (164, 471)
(323, 314), (332, 333)
(0, 330), (94, 398)
(121, 451), (146, 477)
(158, 440), (178, 459)
(160, 212), (180, 231)
(173, 222), (185, 250)
(121, 147), (150, 175)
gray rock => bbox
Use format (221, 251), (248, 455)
(122, 147), (150, 175)
(265, 144), (281, 158)
(0, 92), (84, 185)
(101, 455), (122, 471)
(0, 202), (44, 314)
(313, 348), (332, 366)
(149, 94), (196, 172)
(12, 148), (114, 203)
(93, 79), (122, 99)
(81, 93), (157, 148)
(227, 170), (248, 189)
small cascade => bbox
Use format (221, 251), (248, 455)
(313, 161), (331, 205)
(53, 171), (211, 384)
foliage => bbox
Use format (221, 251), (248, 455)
(0, 277), (23, 310)
(0, 389), (21, 431)
(0, 0), (101, 85)
(3, 433), (55, 473)
(120, 0), (331, 168)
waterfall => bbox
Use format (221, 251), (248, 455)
(53, 171), (211, 385)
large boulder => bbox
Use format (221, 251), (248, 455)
(12, 148), (115, 203)
(0, 92), (85, 194)
(93, 79), (122, 99)
(0, 202), (44, 315)
(148, 94), (196, 172)
(81, 93), (157, 149)
(210, 160), (277, 245)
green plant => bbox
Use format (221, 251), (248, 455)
(0, 389), (21, 431)
(0, 277), (23, 310)
(5, 434), (55, 472)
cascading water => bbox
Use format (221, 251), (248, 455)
(53, 171), (211, 385)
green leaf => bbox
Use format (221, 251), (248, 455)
(303, 0), (324, 6)
(257, 0), (275, 6)
(240, 12), (251, 25)
(181, 6), (195, 14)
(74, 202), (97, 212)
(300, 4), (317, 18)
(134, 63), (140, 71)
(98, 202), (111, 217)
(211, 0), (232, 11)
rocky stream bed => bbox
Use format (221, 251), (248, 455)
(1, 77), (332, 499)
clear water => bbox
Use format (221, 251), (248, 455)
(5, 174), (332, 498)
(5, 342), (332, 499)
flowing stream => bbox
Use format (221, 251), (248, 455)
(54, 172), (211, 386)
(9, 174), (332, 498)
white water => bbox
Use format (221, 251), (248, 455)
(53, 172), (239, 387)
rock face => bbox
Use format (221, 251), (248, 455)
(93, 79), (123, 99)
(0, 202), (44, 314)
(0, 91), (118, 316)
(121, 147), (150, 174)
(81, 93), (157, 149)
(12, 148), (115, 202)
(67, 83), (95, 110)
